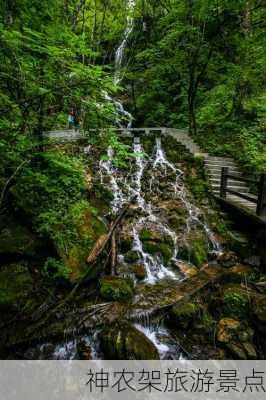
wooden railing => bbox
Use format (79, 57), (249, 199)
(220, 167), (266, 217)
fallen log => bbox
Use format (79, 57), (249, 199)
(111, 232), (117, 276)
(86, 201), (132, 265)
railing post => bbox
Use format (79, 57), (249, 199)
(256, 173), (266, 216)
(220, 167), (229, 198)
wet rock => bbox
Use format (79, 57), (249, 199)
(238, 327), (254, 343)
(217, 318), (241, 344)
(133, 264), (147, 280)
(217, 252), (239, 268)
(167, 215), (186, 232)
(124, 250), (140, 263)
(176, 261), (198, 278)
(168, 303), (199, 329)
(100, 321), (160, 360)
(142, 241), (173, 264)
(242, 342), (257, 359)
(226, 342), (247, 360)
(77, 340), (92, 360)
(100, 277), (133, 302)
(179, 233), (208, 268)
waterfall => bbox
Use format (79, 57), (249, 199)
(99, 136), (222, 285)
(104, 0), (135, 128)
(114, 0), (136, 86)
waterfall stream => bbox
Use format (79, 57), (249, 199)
(100, 136), (221, 284)
(104, 0), (135, 128)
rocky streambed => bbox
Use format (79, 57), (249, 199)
(0, 134), (265, 360)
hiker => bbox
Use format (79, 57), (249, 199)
(68, 109), (75, 129)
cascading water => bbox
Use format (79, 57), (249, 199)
(98, 135), (223, 358)
(100, 136), (222, 284)
(114, 0), (136, 86)
(104, 0), (135, 128)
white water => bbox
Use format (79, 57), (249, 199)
(114, 0), (136, 85)
(104, 0), (135, 128)
(100, 136), (222, 286)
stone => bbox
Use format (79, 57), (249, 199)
(179, 234), (208, 268)
(169, 303), (199, 329)
(226, 342), (247, 360)
(142, 241), (173, 264)
(77, 340), (92, 360)
(133, 264), (147, 280)
(100, 321), (160, 360)
(100, 277), (133, 302)
(124, 250), (140, 263)
(218, 252), (239, 268)
(176, 261), (198, 278)
(242, 342), (257, 359)
(217, 318), (241, 344)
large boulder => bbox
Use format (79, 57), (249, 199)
(100, 321), (160, 360)
(217, 318), (256, 359)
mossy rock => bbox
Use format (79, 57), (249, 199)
(100, 321), (160, 360)
(142, 241), (173, 264)
(168, 302), (199, 329)
(124, 250), (140, 263)
(179, 234), (208, 267)
(56, 203), (107, 283)
(133, 264), (147, 280)
(0, 263), (33, 309)
(100, 277), (134, 302)
(222, 287), (249, 320)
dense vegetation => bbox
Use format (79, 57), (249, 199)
(124, 0), (266, 173)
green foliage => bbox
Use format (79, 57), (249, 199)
(223, 291), (249, 319)
(100, 277), (134, 302)
(43, 257), (70, 283)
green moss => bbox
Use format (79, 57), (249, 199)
(179, 233), (208, 267)
(169, 302), (199, 329)
(142, 241), (173, 264)
(100, 321), (160, 360)
(100, 277), (133, 302)
(222, 290), (249, 320)
(139, 229), (153, 241)
(124, 250), (140, 263)
(172, 302), (199, 318)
